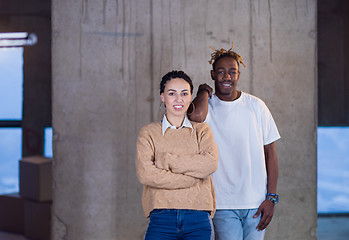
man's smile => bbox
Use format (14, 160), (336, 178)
(222, 82), (233, 87)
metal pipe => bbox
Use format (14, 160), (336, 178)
(0, 32), (37, 48)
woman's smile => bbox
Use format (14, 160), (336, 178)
(173, 104), (184, 110)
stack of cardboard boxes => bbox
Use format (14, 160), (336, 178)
(0, 156), (52, 240)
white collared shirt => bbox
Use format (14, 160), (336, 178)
(161, 114), (193, 135)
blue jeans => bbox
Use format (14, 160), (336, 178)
(213, 209), (265, 240)
(145, 209), (214, 240)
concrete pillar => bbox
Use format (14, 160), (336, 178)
(52, 1), (317, 239)
(52, 1), (151, 239)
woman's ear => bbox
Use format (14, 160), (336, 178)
(160, 93), (164, 103)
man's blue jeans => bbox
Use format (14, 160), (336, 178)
(145, 209), (214, 240)
(213, 209), (266, 240)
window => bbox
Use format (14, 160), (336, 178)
(318, 127), (349, 213)
(44, 127), (53, 158)
(0, 47), (23, 119)
(0, 46), (23, 195)
(0, 32), (51, 195)
(0, 128), (22, 194)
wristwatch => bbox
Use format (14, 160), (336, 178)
(266, 194), (279, 204)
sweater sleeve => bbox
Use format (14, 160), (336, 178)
(163, 123), (218, 179)
(135, 126), (200, 190)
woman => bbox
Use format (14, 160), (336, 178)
(136, 70), (218, 240)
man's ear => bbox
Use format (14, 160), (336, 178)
(210, 70), (215, 81)
(237, 70), (241, 80)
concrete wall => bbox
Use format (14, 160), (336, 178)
(52, 0), (317, 239)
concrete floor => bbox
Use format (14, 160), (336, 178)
(0, 216), (348, 240)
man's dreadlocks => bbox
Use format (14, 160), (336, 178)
(209, 42), (246, 70)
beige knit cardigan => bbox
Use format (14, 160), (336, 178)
(136, 120), (218, 218)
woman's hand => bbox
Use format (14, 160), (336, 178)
(155, 152), (173, 170)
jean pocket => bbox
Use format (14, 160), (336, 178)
(150, 209), (168, 216)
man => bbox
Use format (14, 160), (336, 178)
(188, 43), (280, 240)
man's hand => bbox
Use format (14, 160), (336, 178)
(198, 84), (213, 98)
(188, 84), (212, 122)
(254, 199), (275, 231)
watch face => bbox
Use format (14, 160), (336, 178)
(267, 195), (279, 204)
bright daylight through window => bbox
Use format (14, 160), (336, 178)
(0, 32), (51, 195)
(317, 127), (349, 213)
(0, 44), (23, 194)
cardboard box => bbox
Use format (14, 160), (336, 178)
(0, 193), (25, 234)
(20, 156), (52, 202)
(24, 199), (51, 240)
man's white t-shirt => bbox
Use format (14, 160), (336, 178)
(205, 92), (280, 209)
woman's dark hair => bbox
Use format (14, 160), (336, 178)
(160, 70), (193, 95)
